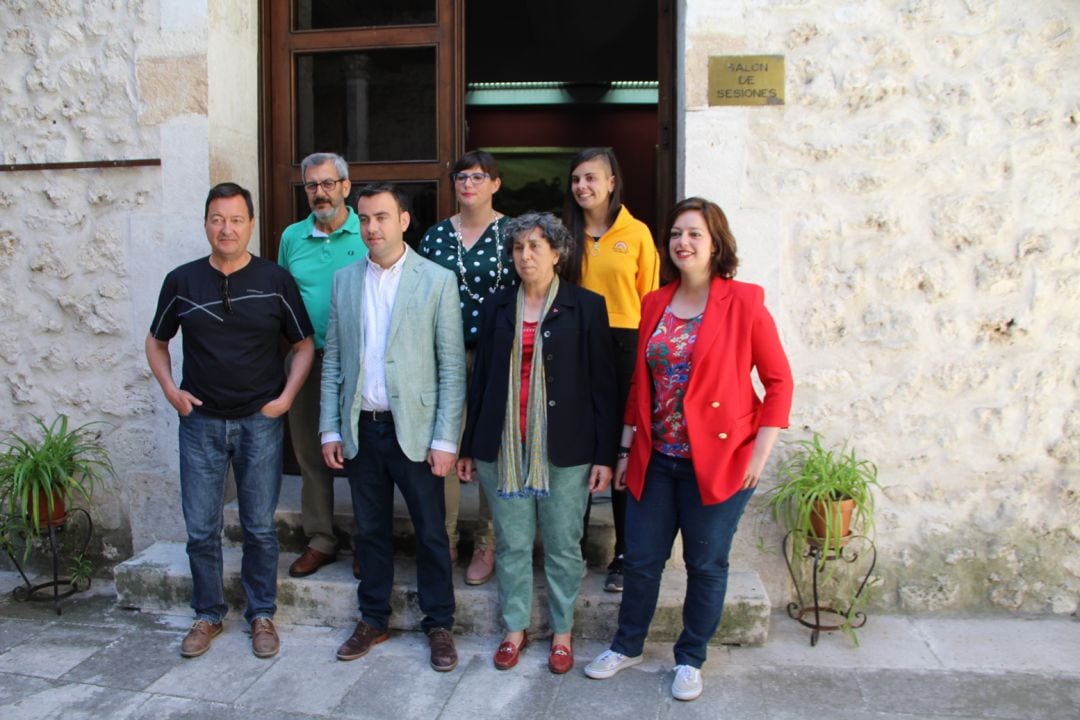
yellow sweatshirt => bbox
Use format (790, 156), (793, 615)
(580, 205), (660, 329)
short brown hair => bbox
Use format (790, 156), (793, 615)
(659, 197), (739, 282)
(452, 150), (500, 180)
(356, 182), (410, 214)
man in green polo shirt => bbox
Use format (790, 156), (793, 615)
(279, 152), (367, 577)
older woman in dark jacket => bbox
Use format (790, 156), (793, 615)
(457, 212), (616, 675)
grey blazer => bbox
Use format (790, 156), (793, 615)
(319, 249), (466, 461)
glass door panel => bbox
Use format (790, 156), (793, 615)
(262, 0), (462, 263)
(295, 48), (438, 163)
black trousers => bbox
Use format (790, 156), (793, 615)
(582, 327), (636, 564)
(346, 416), (455, 632)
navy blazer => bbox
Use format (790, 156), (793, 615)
(461, 281), (617, 469)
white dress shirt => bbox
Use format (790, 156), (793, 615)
(359, 247), (406, 412)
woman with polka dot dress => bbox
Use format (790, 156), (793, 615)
(419, 150), (517, 585)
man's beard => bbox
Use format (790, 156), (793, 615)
(312, 202), (338, 223)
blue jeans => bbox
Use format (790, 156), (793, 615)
(178, 409), (283, 624)
(345, 417), (455, 633)
(612, 451), (754, 668)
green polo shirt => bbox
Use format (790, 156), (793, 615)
(278, 207), (366, 349)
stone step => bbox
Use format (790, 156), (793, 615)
(114, 541), (770, 645)
(223, 475), (618, 567)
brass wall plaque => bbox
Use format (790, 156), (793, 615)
(708, 55), (785, 106)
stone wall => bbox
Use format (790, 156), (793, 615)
(0, 0), (257, 559)
(685, 0), (1078, 613)
(1, 0), (1075, 614)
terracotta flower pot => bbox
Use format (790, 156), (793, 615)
(809, 497), (854, 546)
(34, 488), (69, 529)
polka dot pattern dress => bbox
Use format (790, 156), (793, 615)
(418, 216), (517, 346)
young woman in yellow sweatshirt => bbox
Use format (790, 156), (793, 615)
(563, 147), (660, 592)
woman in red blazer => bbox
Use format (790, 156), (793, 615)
(584, 197), (793, 701)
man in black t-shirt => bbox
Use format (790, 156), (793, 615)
(146, 183), (314, 660)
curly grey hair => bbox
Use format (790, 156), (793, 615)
(503, 212), (576, 280)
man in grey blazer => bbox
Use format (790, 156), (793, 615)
(320, 183), (466, 672)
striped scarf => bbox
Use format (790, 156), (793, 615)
(496, 278), (560, 498)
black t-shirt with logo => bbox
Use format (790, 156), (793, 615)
(150, 255), (313, 418)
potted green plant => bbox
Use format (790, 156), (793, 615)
(0, 415), (115, 537)
(763, 433), (880, 644)
(764, 432), (879, 551)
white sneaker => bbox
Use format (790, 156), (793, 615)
(671, 664), (703, 701)
(583, 649), (644, 679)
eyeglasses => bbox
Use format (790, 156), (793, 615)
(450, 172), (490, 185)
(221, 275), (232, 314)
(303, 178), (346, 193)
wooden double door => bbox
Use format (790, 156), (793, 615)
(260, 0), (676, 256)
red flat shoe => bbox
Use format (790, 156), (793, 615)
(549, 643), (573, 674)
(493, 631), (528, 670)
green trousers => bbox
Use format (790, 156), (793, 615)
(476, 460), (590, 634)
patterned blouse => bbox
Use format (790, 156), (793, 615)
(646, 306), (703, 458)
(419, 216), (516, 346)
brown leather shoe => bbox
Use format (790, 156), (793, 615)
(337, 621), (389, 661)
(251, 617), (280, 658)
(428, 627), (458, 672)
(289, 547), (336, 578)
(465, 547), (495, 585)
(180, 619), (223, 658)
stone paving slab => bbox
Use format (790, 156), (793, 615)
(911, 616), (1080, 673)
(145, 625), (278, 704)
(0, 622), (119, 679)
(0, 681), (150, 720)
(856, 668), (1080, 720)
(0, 672), (55, 708)
(730, 613), (942, 667)
(131, 696), (316, 720)
(0, 576), (1077, 720)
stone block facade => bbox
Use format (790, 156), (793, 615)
(686, 0), (1078, 614)
(0, 0), (1075, 614)
(0, 0), (255, 558)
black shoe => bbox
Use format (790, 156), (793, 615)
(604, 556), (624, 593)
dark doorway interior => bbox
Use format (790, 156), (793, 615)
(465, 1), (657, 82)
(464, 0), (661, 231)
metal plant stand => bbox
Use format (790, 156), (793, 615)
(782, 530), (876, 646)
(5, 508), (93, 615)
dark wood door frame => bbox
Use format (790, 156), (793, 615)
(656, 0), (677, 233)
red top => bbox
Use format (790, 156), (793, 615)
(519, 321), (537, 437)
(624, 278), (793, 505)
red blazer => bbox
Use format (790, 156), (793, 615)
(624, 277), (793, 505)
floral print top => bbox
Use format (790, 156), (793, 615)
(646, 305), (703, 458)
(419, 217), (516, 347)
